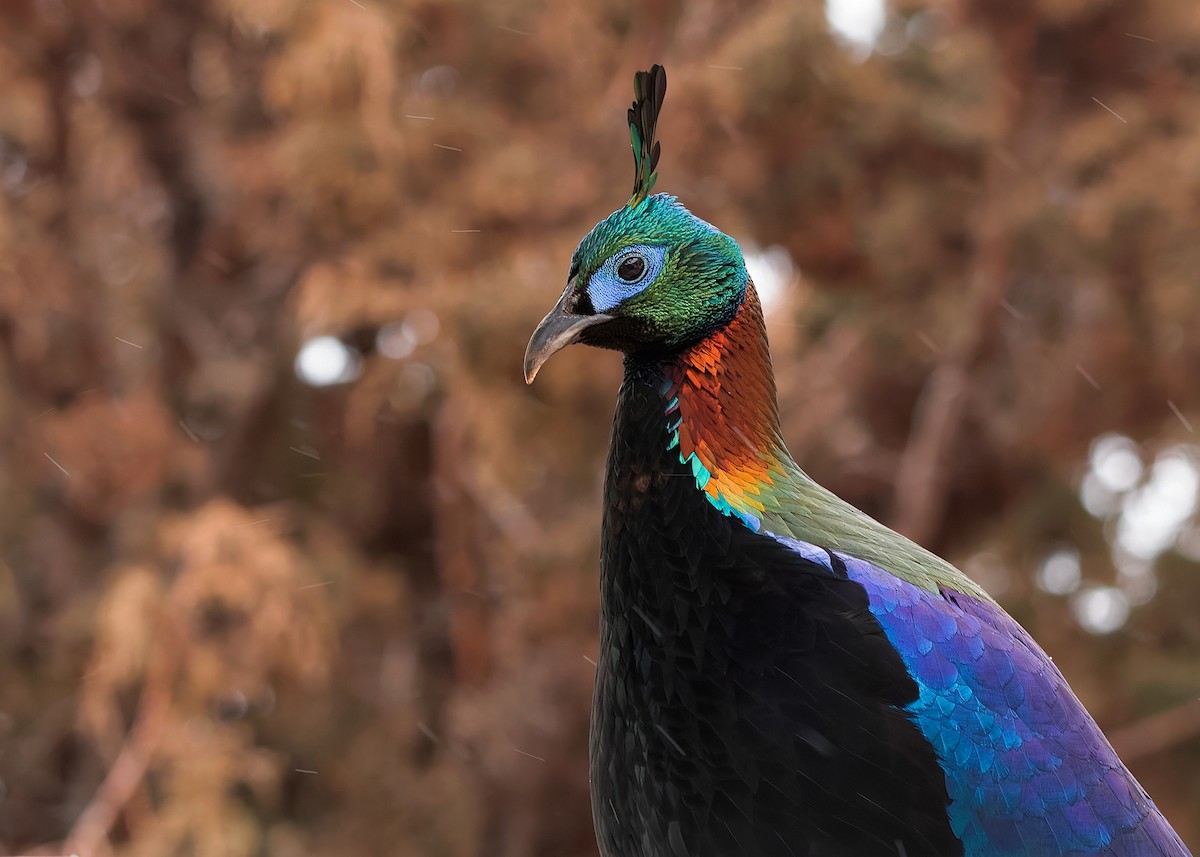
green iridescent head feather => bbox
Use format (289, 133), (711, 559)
(524, 63), (746, 365)
(549, 65), (746, 354)
(628, 64), (666, 207)
(568, 195), (747, 352)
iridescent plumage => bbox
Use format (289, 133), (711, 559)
(524, 64), (1191, 857)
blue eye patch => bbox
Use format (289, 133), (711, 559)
(585, 244), (667, 312)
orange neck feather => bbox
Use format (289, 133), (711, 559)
(660, 284), (793, 529)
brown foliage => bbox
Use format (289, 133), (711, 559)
(1, 0), (1198, 854)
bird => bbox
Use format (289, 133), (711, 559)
(523, 65), (1190, 857)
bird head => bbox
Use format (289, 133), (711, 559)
(524, 65), (748, 383)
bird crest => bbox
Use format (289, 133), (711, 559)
(627, 64), (666, 208)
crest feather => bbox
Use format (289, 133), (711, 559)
(628, 64), (666, 206)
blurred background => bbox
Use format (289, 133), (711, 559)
(2, 0), (1200, 853)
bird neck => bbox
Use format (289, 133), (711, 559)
(623, 282), (992, 602)
(650, 283), (799, 531)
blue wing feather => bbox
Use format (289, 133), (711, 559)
(771, 534), (1191, 857)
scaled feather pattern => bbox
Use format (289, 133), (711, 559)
(781, 535), (1187, 856)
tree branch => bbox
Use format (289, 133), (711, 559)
(63, 630), (176, 856)
(890, 9), (1036, 545)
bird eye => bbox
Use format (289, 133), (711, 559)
(616, 254), (647, 284)
(584, 244), (665, 312)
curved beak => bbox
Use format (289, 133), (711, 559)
(523, 282), (613, 384)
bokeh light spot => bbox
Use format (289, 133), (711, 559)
(1037, 548), (1081, 596)
(295, 336), (362, 387)
(825, 0), (885, 55)
(1071, 586), (1131, 635)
